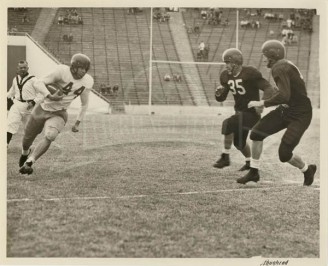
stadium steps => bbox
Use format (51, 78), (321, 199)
(31, 8), (58, 44)
(168, 11), (208, 106)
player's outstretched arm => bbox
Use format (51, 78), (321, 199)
(72, 90), (90, 133)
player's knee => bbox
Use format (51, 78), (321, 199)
(221, 119), (229, 135)
(250, 129), (266, 141)
(45, 128), (59, 142)
(278, 142), (293, 162)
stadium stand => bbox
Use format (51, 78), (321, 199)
(9, 7), (319, 107)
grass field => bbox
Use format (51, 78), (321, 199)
(6, 111), (320, 258)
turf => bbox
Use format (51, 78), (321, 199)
(7, 113), (320, 258)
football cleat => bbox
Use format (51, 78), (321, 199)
(238, 161), (251, 171)
(303, 164), (317, 186)
(19, 149), (31, 167)
(237, 168), (260, 184)
(19, 161), (34, 175)
(213, 153), (230, 169)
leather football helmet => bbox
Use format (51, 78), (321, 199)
(70, 53), (90, 79)
(261, 40), (285, 68)
(222, 48), (243, 65)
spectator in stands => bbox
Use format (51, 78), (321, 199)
(286, 18), (293, 28)
(164, 74), (171, 81)
(269, 30), (275, 38)
(63, 34), (68, 42)
(240, 18), (250, 28)
(22, 13), (30, 23)
(201, 9), (207, 20)
(281, 28), (289, 38)
(10, 26), (18, 35)
(194, 23), (200, 34)
(199, 41), (205, 58)
(100, 83), (107, 95)
(112, 84), (119, 95)
(68, 33), (73, 42)
(78, 16), (83, 24)
(58, 14), (64, 25)
(173, 74), (182, 82)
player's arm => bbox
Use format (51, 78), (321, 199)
(248, 68), (290, 108)
(215, 73), (230, 102)
(33, 68), (64, 101)
(263, 68), (291, 107)
(72, 89), (90, 132)
(215, 84), (229, 102)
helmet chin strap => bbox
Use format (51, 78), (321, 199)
(232, 64), (242, 77)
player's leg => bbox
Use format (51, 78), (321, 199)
(279, 112), (315, 185)
(213, 116), (235, 168)
(237, 108), (286, 184)
(19, 104), (45, 168)
(234, 112), (261, 171)
(7, 103), (24, 145)
(22, 115), (66, 174)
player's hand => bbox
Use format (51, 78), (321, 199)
(215, 85), (225, 97)
(27, 101), (35, 111)
(254, 106), (264, 115)
(48, 90), (64, 101)
(248, 100), (264, 108)
(72, 125), (79, 132)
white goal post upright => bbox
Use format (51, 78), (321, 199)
(148, 7), (154, 115)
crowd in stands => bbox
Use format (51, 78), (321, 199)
(100, 84), (119, 96)
(164, 73), (182, 82)
(58, 9), (83, 25)
(63, 33), (74, 42)
(153, 8), (171, 22)
(126, 8), (143, 15)
(200, 8), (229, 26)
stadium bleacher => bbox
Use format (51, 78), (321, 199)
(8, 7), (319, 107)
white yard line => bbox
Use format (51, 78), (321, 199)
(7, 184), (319, 203)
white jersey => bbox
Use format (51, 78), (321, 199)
(41, 65), (94, 112)
(7, 74), (48, 102)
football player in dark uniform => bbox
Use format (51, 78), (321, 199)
(213, 48), (273, 171)
(238, 40), (316, 186)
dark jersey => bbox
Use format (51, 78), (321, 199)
(216, 66), (273, 112)
(264, 59), (312, 111)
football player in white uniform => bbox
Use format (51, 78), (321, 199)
(7, 61), (50, 146)
(19, 53), (94, 175)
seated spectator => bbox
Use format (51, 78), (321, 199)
(240, 19), (250, 28)
(281, 28), (288, 37)
(173, 74), (182, 82)
(106, 86), (112, 95)
(286, 18), (293, 28)
(194, 23), (200, 34)
(22, 13), (30, 23)
(201, 9), (207, 20)
(63, 34), (68, 42)
(100, 83), (107, 95)
(164, 74), (171, 81)
(112, 84), (119, 95)
(68, 33), (73, 42)
(269, 30), (275, 38)
(255, 20), (260, 29)
(10, 26), (18, 35)
(278, 14), (284, 21)
(58, 14), (64, 24)
(78, 16), (83, 24)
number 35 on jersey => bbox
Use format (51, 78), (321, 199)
(227, 79), (246, 95)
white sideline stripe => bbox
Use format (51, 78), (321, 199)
(7, 184), (317, 203)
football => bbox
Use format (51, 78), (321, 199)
(46, 83), (63, 96)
